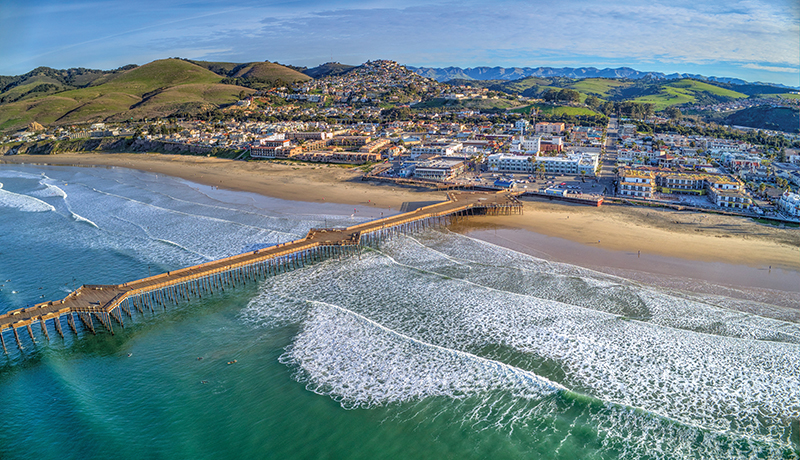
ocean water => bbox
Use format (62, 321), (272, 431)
(0, 164), (798, 459)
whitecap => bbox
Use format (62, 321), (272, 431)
(279, 300), (564, 409)
(0, 183), (56, 212)
(29, 182), (67, 198)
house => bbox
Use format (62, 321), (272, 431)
(778, 191), (800, 217)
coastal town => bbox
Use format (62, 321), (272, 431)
(2, 60), (799, 222)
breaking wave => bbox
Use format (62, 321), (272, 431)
(242, 229), (800, 457)
(0, 182), (56, 212)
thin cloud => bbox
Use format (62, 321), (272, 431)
(742, 63), (800, 74)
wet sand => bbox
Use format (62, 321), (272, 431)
(3, 153), (799, 304)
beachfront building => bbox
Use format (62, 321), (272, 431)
(409, 142), (463, 158)
(778, 191), (800, 217)
(359, 138), (391, 154)
(620, 166), (753, 209)
(706, 186), (752, 210)
(487, 152), (598, 176)
(487, 154), (533, 173)
(656, 173), (706, 195)
(293, 150), (382, 164)
(618, 168), (656, 198)
(251, 139), (292, 158)
(412, 159), (467, 181)
(533, 152), (599, 176)
(700, 175), (751, 210)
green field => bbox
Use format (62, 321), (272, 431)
(567, 78), (627, 98)
(632, 79), (749, 110)
(666, 79), (748, 98)
(510, 103), (600, 116)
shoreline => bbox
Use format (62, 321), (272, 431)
(2, 153), (799, 293)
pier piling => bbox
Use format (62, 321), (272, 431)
(0, 191), (521, 357)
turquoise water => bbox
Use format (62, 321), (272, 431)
(1, 164), (798, 459)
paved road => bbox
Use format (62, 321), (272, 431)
(597, 117), (619, 195)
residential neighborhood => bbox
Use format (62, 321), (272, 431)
(2, 61), (799, 222)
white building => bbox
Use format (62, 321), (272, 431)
(487, 152), (599, 175)
(510, 136), (541, 154)
(534, 152), (599, 176)
(486, 154), (534, 173)
(413, 159), (467, 181)
(409, 142), (463, 157)
(778, 191), (800, 217)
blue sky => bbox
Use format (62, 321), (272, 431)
(1, 0), (798, 86)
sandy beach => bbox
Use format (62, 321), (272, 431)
(3, 152), (800, 278)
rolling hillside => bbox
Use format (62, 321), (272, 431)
(631, 79), (748, 110)
(725, 106), (800, 133)
(0, 66), (133, 104)
(0, 59), (254, 132)
(303, 62), (356, 79)
(189, 60), (311, 86)
(448, 76), (756, 110)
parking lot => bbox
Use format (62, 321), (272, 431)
(472, 172), (610, 196)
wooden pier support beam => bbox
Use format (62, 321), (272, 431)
(26, 325), (36, 344)
(67, 314), (78, 335)
(13, 328), (23, 350)
(40, 320), (50, 341)
(54, 316), (64, 339)
(1, 331), (7, 354)
(110, 309), (124, 328)
(78, 312), (96, 335)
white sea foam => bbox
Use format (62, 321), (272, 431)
(279, 300), (564, 410)
(29, 181), (67, 198)
(243, 231), (800, 453)
(0, 182), (56, 212)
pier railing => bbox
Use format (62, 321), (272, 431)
(0, 191), (521, 354)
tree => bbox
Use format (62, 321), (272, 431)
(557, 89), (581, 103)
(541, 89), (559, 102)
(664, 106), (682, 119)
(585, 95), (601, 109)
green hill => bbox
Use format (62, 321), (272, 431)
(303, 62), (357, 79)
(631, 79), (748, 109)
(725, 106), (800, 133)
(566, 78), (628, 98)
(447, 76), (756, 110)
(510, 103), (601, 116)
(0, 59), (253, 131)
(189, 60), (311, 86)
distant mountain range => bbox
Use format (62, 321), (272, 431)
(406, 66), (795, 89)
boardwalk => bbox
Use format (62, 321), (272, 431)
(0, 191), (521, 353)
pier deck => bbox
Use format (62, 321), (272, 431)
(0, 191), (521, 352)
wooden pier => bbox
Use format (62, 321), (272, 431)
(0, 191), (521, 354)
